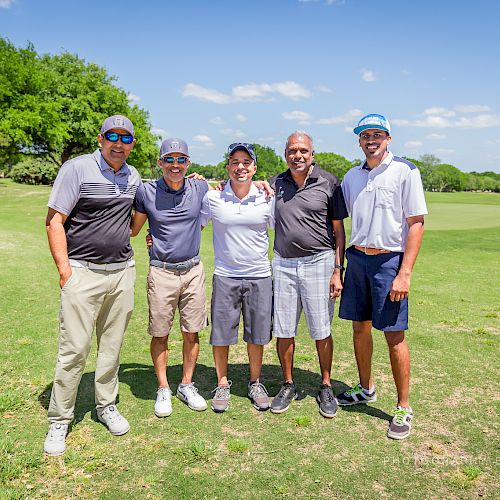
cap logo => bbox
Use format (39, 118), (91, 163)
(113, 117), (125, 127)
(171, 141), (179, 149)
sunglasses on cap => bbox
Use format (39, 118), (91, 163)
(228, 142), (255, 152)
(104, 131), (134, 144)
(161, 156), (189, 164)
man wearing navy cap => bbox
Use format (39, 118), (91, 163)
(44, 115), (140, 456)
(337, 114), (427, 440)
(131, 138), (210, 417)
(200, 143), (274, 413)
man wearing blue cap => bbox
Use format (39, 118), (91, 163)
(337, 114), (427, 440)
(44, 115), (140, 456)
(131, 138), (210, 417)
(200, 143), (274, 413)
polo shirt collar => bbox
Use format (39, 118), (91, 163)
(284, 163), (319, 183)
(94, 149), (130, 176)
(224, 181), (259, 200)
(360, 151), (394, 172)
(157, 176), (186, 194)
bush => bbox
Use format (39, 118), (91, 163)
(9, 157), (59, 185)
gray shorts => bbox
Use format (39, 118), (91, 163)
(210, 275), (273, 346)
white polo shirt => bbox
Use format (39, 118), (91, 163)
(200, 183), (274, 277)
(341, 152), (428, 252)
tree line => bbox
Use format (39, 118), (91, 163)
(1, 37), (498, 192)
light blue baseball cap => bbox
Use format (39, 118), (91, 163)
(353, 114), (391, 135)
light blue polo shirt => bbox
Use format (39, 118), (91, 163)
(341, 152), (428, 252)
(134, 177), (209, 263)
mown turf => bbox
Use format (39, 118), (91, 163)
(0, 180), (498, 499)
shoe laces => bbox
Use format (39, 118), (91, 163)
(212, 381), (232, 400)
(182, 384), (200, 398)
(345, 384), (363, 396)
(157, 387), (171, 401)
(320, 386), (335, 402)
(277, 383), (295, 399)
(393, 407), (411, 425)
(249, 382), (268, 399)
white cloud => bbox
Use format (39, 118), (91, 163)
(236, 114), (247, 122)
(182, 83), (231, 104)
(220, 128), (247, 139)
(454, 114), (500, 128)
(317, 108), (363, 125)
(316, 84), (333, 93)
(395, 111), (500, 129)
(426, 133), (446, 140)
(454, 104), (491, 113)
(0, 0), (13, 7)
(151, 127), (167, 138)
(192, 134), (215, 147)
(362, 69), (377, 82)
(423, 107), (455, 117)
(127, 93), (140, 102)
(209, 116), (225, 125)
(282, 111), (312, 124)
(405, 141), (423, 149)
(182, 81), (311, 104)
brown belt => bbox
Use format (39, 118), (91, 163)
(354, 245), (391, 256)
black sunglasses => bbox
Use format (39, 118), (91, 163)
(161, 156), (189, 164)
(104, 131), (134, 144)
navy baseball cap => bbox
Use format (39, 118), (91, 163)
(101, 115), (134, 136)
(227, 142), (257, 163)
(354, 114), (391, 136)
(159, 138), (189, 158)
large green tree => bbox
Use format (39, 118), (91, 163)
(314, 152), (352, 181)
(0, 37), (158, 176)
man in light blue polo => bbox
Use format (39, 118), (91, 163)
(200, 143), (274, 413)
(338, 114), (427, 440)
(131, 138), (209, 417)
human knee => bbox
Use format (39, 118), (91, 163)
(384, 330), (406, 347)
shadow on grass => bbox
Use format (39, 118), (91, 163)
(39, 362), (370, 424)
(339, 403), (392, 422)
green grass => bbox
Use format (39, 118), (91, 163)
(0, 179), (499, 498)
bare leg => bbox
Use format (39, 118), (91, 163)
(315, 335), (333, 385)
(181, 331), (200, 384)
(276, 338), (295, 383)
(384, 331), (410, 408)
(353, 320), (374, 390)
(150, 336), (169, 388)
(213, 345), (230, 386)
(247, 343), (264, 382)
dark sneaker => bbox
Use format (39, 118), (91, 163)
(336, 383), (377, 406)
(211, 381), (232, 413)
(270, 382), (297, 414)
(248, 381), (270, 411)
(387, 406), (413, 440)
(316, 384), (338, 418)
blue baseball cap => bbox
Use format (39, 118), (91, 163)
(353, 114), (391, 136)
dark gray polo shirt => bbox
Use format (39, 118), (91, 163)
(270, 165), (348, 258)
(48, 149), (141, 263)
(134, 177), (209, 263)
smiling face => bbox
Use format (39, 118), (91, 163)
(226, 149), (256, 184)
(285, 134), (314, 179)
(358, 129), (391, 167)
(98, 128), (136, 171)
(157, 152), (190, 189)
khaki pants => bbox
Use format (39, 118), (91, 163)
(48, 265), (136, 424)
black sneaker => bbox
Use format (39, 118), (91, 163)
(336, 383), (377, 406)
(316, 384), (338, 418)
(270, 382), (297, 414)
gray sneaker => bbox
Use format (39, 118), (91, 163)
(387, 406), (413, 440)
(270, 382), (297, 414)
(44, 423), (68, 456)
(211, 381), (232, 413)
(248, 381), (270, 411)
(316, 384), (338, 418)
(97, 405), (130, 436)
(176, 383), (208, 411)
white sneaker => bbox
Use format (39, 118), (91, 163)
(154, 387), (173, 417)
(44, 423), (68, 456)
(97, 405), (130, 435)
(176, 383), (207, 411)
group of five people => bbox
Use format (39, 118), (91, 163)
(43, 113), (427, 456)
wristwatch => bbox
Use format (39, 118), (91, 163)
(334, 264), (345, 271)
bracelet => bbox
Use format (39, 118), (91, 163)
(334, 264), (345, 271)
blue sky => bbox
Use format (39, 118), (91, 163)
(1, 0), (499, 172)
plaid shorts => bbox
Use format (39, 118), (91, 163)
(272, 250), (335, 340)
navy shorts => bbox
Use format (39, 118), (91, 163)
(339, 247), (408, 332)
(210, 275), (273, 346)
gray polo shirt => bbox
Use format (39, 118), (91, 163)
(270, 165), (348, 258)
(134, 177), (209, 263)
(47, 149), (141, 263)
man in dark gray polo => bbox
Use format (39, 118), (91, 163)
(131, 138), (209, 417)
(44, 115), (140, 456)
(269, 131), (348, 418)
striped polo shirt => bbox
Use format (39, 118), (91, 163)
(48, 149), (141, 263)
